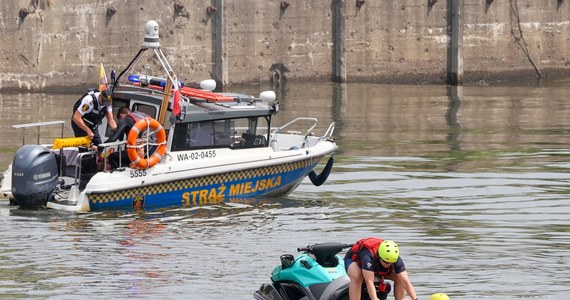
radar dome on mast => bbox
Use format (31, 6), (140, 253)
(143, 20), (161, 48)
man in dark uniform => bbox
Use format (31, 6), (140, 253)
(71, 89), (117, 147)
(104, 106), (149, 169)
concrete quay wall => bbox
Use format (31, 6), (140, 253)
(0, 0), (569, 92)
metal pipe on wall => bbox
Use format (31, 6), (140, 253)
(212, 0), (227, 90)
(332, 0), (347, 83)
(450, 0), (464, 85)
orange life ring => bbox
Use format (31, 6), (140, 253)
(126, 117), (167, 169)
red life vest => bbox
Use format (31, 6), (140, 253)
(127, 111), (148, 123)
(350, 237), (391, 276)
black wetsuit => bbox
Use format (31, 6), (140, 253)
(105, 111), (148, 168)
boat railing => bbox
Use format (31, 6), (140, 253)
(98, 140), (128, 172)
(63, 140), (123, 189)
(272, 117), (318, 136)
(271, 117), (321, 150)
(98, 138), (164, 171)
(320, 122), (336, 141)
(12, 120), (66, 145)
(74, 151), (99, 190)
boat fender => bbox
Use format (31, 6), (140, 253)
(127, 117), (167, 169)
(308, 156), (334, 186)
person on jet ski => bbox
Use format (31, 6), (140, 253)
(344, 238), (418, 300)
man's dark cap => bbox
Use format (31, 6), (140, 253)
(101, 89), (113, 104)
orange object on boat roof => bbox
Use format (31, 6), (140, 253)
(180, 86), (235, 102)
(132, 82), (234, 102)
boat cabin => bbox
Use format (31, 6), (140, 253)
(101, 83), (277, 157)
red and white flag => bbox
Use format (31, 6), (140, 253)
(171, 77), (181, 117)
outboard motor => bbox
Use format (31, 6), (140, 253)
(11, 145), (59, 208)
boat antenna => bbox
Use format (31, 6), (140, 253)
(115, 48), (148, 85)
(115, 20), (177, 85)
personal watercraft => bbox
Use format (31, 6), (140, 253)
(253, 242), (390, 300)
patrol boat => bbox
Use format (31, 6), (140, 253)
(0, 20), (337, 212)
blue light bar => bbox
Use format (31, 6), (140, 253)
(128, 74), (184, 88)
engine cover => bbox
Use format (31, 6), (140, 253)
(11, 145), (58, 208)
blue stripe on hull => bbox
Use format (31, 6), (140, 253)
(88, 156), (323, 211)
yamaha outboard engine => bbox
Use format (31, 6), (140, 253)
(11, 145), (59, 208)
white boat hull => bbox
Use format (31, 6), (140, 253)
(44, 141), (336, 212)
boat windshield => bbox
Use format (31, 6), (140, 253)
(171, 116), (270, 151)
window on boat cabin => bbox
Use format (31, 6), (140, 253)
(131, 103), (158, 120)
(170, 116), (271, 151)
(101, 100), (163, 138)
(234, 116), (270, 148)
(128, 101), (173, 131)
(101, 98), (130, 138)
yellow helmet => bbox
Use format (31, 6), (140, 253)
(378, 240), (399, 263)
